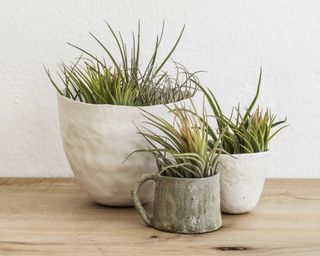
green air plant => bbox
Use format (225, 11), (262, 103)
(45, 22), (198, 106)
(198, 69), (288, 154)
(133, 102), (225, 178)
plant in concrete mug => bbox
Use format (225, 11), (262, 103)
(131, 102), (223, 233)
(136, 103), (223, 178)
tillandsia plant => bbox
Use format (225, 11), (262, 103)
(133, 102), (225, 178)
(198, 68), (288, 154)
(45, 22), (199, 106)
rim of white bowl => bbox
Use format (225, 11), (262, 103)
(57, 90), (199, 110)
(219, 150), (269, 158)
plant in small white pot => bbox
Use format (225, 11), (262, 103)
(131, 103), (223, 233)
(199, 69), (288, 214)
(45, 23), (199, 206)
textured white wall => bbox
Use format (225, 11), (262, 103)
(0, 0), (318, 177)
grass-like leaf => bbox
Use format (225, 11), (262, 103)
(132, 101), (224, 178)
(46, 22), (198, 106)
(197, 69), (288, 154)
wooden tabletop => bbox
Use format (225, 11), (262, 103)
(0, 178), (319, 256)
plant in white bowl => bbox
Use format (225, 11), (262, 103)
(45, 22), (199, 206)
(199, 69), (288, 214)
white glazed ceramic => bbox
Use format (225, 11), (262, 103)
(57, 94), (196, 206)
(217, 151), (269, 214)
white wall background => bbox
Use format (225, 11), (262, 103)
(0, 0), (318, 177)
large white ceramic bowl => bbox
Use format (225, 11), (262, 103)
(217, 151), (269, 214)
(57, 94), (196, 206)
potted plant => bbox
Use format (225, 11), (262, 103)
(45, 22), (199, 206)
(132, 103), (223, 233)
(199, 69), (288, 214)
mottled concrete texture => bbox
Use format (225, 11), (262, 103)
(133, 174), (222, 234)
(0, 1), (318, 177)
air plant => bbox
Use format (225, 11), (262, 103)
(198, 68), (288, 154)
(133, 102), (225, 178)
(45, 22), (199, 106)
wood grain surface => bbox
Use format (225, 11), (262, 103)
(0, 178), (319, 256)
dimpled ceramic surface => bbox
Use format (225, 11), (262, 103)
(217, 152), (269, 214)
(57, 94), (195, 206)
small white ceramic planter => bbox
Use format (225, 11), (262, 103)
(57, 94), (196, 206)
(217, 151), (269, 214)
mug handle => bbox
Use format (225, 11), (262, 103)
(132, 174), (157, 226)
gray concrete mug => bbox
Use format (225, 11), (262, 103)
(132, 173), (222, 234)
